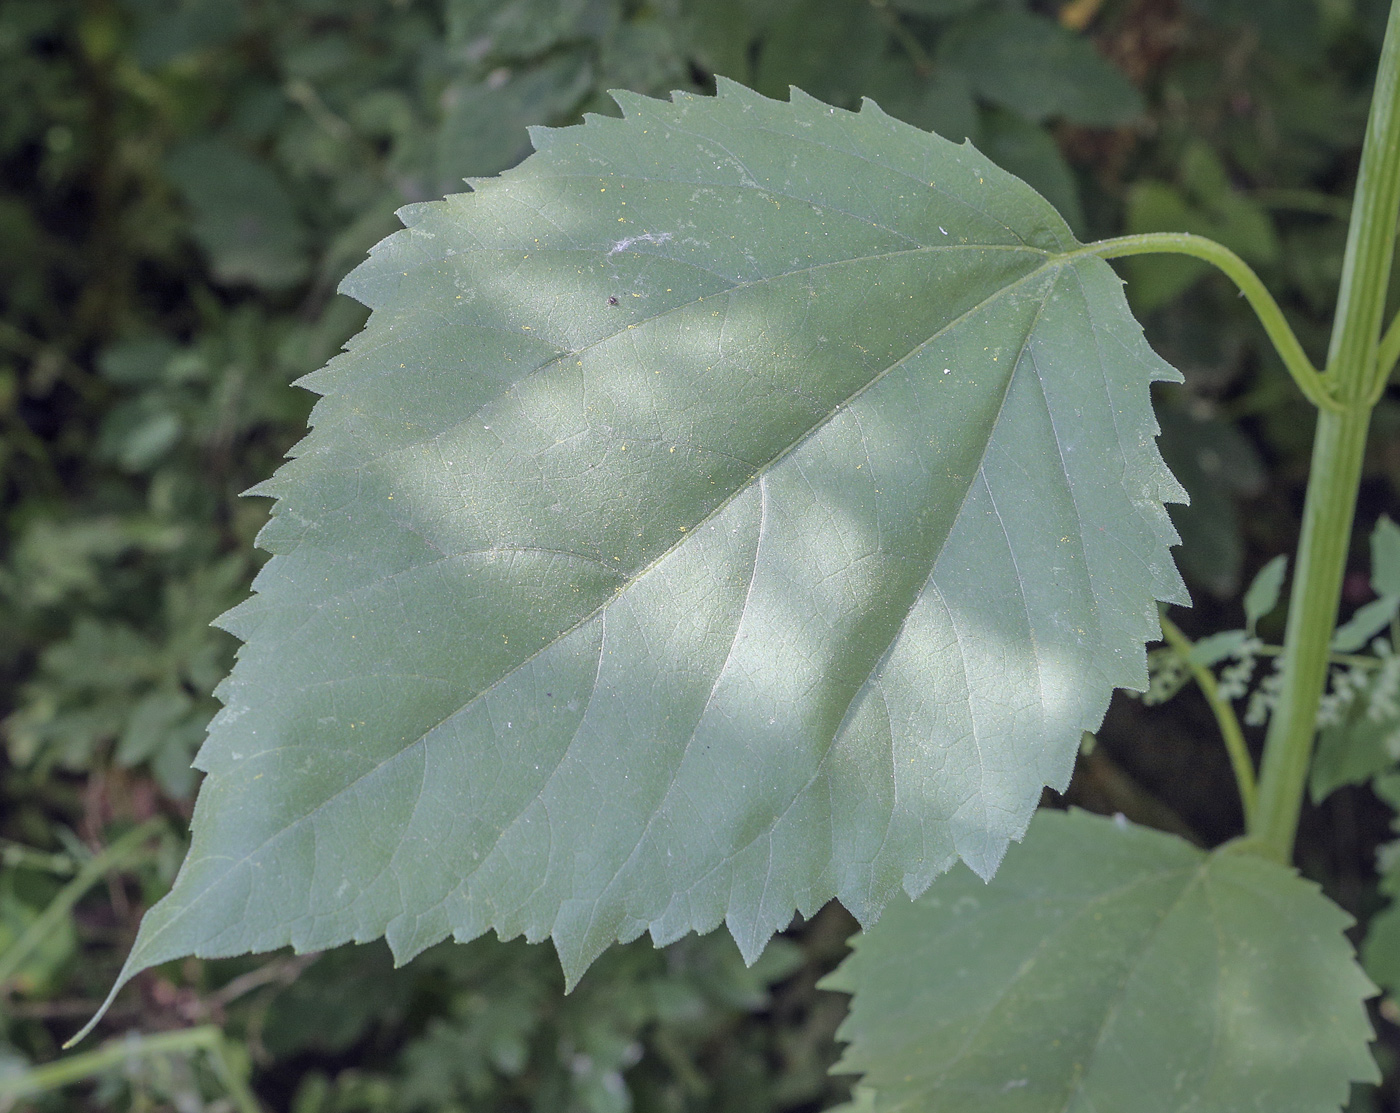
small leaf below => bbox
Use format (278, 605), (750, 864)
(824, 809), (1378, 1113)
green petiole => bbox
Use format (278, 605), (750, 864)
(1077, 232), (1341, 414)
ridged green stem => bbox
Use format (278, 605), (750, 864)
(1248, 0), (1400, 860)
(1249, 409), (1373, 858)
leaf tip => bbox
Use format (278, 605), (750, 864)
(956, 829), (1010, 883)
(65, 957), (141, 1048)
(556, 947), (589, 995)
(728, 920), (777, 968)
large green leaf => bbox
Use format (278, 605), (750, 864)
(87, 79), (1185, 1029)
(824, 809), (1378, 1112)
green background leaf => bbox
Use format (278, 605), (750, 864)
(936, 10), (1144, 127)
(92, 80), (1185, 1024)
(1331, 595), (1400, 653)
(1362, 775), (1400, 994)
(1370, 514), (1400, 598)
(1155, 403), (1266, 597)
(1243, 553), (1288, 632)
(1310, 705), (1397, 803)
(824, 809), (1378, 1113)
(165, 139), (311, 290)
(1125, 144), (1281, 313)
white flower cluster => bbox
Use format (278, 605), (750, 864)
(1137, 632), (1400, 743)
(1139, 647), (1187, 705)
(1217, 637), (1262, 701)
(1244, 654), (1285, 727)
(1309, 638), (1400, 732)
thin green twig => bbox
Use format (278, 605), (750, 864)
(1160, 613), (1258, 823)
(0, 1026), (262, 1113)
(1253, 643), (1383, 669)
(1076, 232), (1342, 413)
(0, 840), (77, 876)
(0, 818), (166, 990)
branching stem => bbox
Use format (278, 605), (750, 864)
(1079, 0), (1400, 861)
(1248, 0), (1400, 861)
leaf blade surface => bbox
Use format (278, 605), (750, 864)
(94, 81), (1186, 1021)
(824, 809), (1379, 1112)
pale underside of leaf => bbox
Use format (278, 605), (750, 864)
(824, 809), (1378, 1113)
(88, 79), (1185, 1030)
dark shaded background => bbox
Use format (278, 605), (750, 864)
(3, 0), (1400, 1109)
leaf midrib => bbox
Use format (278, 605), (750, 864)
(317, 239), (1051, 408)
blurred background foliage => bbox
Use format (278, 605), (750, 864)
(2, 0), (1400, 1108)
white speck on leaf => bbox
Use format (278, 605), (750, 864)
(607, 231), (673, 256)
